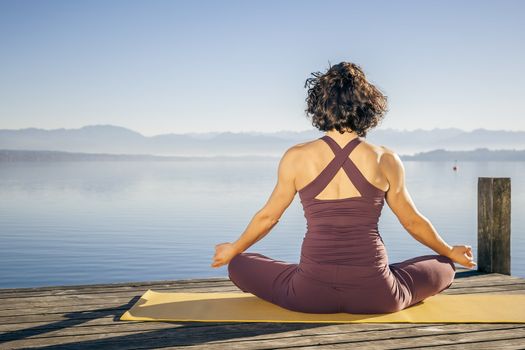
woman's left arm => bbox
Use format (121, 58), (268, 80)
(211, 147), (298, 268)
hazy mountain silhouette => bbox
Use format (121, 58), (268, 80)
(2, 148), (524, 162)
(0, 149), (279, 162)
(0, 125), (524, 157)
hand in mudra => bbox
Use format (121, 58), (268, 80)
(449, 245), (476, 269)
(211, 242), (239, 268)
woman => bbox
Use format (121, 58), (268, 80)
(211, 61), (476, 314)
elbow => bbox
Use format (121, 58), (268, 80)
(402, 215), (423, 232)
(404, 215), (432, 237)
(266, 215), (280, 229)
(256, 211), (280, 228)
(403, 221), (416, 234)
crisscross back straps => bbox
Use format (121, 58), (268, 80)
(299, 136), (362, 199)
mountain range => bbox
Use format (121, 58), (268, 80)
(0, 125), (524, 158)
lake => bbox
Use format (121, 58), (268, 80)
(0, 160), (524, 288)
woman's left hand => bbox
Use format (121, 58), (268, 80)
(211, 242), (239, 268)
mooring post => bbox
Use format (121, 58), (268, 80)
(477, 177), (511, 275)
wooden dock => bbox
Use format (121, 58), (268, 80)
(1, 267), (525, 349)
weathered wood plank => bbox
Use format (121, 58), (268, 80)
(3, 322), (524, 349)
(0, 323), (419, 345)
(0, 320), (436, 339)
(478, 177), (511, 275)
(0, 277), (230, 293)
(0, 279), (236, 299)
(285, 337), (525, 350)
(185, 325), (525, 350)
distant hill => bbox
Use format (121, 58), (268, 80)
(1, 148), (524, 162)
(0, 149), (277, 162)
(402, 148), (525, 161)
(0, 125), (524, 157)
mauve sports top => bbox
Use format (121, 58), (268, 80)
(298, 135), (389, 267)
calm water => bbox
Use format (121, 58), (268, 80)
(0, 160), (524, 288)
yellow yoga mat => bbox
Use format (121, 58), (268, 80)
(120, 289), (525, 323)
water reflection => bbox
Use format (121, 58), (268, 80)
(0, 160), (523, 288)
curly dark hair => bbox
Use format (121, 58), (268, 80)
(304, 61), (388, 137)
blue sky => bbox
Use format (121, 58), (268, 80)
(0, 0), (523, 135)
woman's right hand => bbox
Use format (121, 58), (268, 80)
(448, 245), (477, 269)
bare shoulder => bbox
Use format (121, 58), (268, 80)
(378, 144), (401, 166)
(364, 142), (404, 178)
(278, 138), (321, 172)
(278, 140), (311, 166)
(359, 139), (402, 172)
(357, 139), (388, 161)
(283, 139), (319, 158)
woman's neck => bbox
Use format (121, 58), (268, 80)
(325, 129), (359, 144)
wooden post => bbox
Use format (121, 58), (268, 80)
(477, 177), (511, 275)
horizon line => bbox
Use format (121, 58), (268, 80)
(1, 124), (524, 137)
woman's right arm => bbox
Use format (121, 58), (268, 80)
(380, 147), (476, 269)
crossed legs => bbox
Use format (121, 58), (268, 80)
(389, 254), (457, 309)
(228, 252), (457, 314)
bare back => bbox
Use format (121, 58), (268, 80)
(294, 137), (390, 200)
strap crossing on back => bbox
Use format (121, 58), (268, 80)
(299, 135), (377, 199)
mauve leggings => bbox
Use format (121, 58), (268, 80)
(228, 252), (456, 314)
